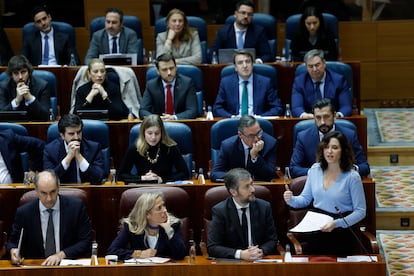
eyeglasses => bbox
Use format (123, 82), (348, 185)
(241, 129), (263, 140)
(237, 10), (254, 17)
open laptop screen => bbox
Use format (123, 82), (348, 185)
(76, 109), (109, 121)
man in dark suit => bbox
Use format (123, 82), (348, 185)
(211, 115), (277, 182)
(291, 49), (352, 118)
(7, 170), (91, 266)
(43, 114), (105, 184)
(0, 129), (44, 183)
(20, 5), (80, 66)
(208, 0), (272, 63)
(0, 55), (50, 121)
(290, 98), (370, 178)
(207, 168), (277, 260)
(139, 52), (197, 120)
(84, 7), (139, 64)
(213, 50), (282, 117)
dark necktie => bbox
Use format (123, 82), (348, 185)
(241, 81), (248, 116)
(166, 84), (173, 114)
(42, 35), (49, 65)
(112, 36), (118, 54)
(241, 207), (248, 248)
(45, 209), (56, 257)
(314, 81), (322, 100)
(237, 30), (245, 49)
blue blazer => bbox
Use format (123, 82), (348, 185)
(7, 195), (91, 259)
(213, 73), (282, 117)
(84, 26), (138, 64)
(291, 68), (352, 117)
(43, 138), (105, 184)
(207, 197), (277, 258)
(290, 123), (370, 178)
(208, 23), (272, 63)
(139, 74), (197, 119)
(106, 222), (186, 260)
(211, 132), (277, 182)
(20, 28), (79, 66)
(0, 129), (44, 182)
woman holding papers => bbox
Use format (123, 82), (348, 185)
(118, 114), (188, 184)
(283, 131), (366, 255)
(74, 58), (129, 120)
(106, 191), (186, 260)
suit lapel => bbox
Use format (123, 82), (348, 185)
(226, 198), (244, 243)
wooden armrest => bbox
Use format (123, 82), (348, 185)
(287, 232), (303, 255)
(361, 229), (379, 254)
(276, 241), (285, 255)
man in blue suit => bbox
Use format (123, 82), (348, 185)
(291, 49), (352, 118)
(84, 7), (138, 64)
(211, 115), (277, 182)
(290, 98), (370, 178)
(7, 170), (91, 266)
(208, 0), (272, 63)
(213, 50), (282, 117)
(43, 114), (105, 184)
(21, 5), (80, 66)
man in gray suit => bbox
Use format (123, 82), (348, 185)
(84, 7), (138, 64)
(139, 52), (197, 120)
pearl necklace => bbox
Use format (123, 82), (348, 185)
(145, 146), (160, 164)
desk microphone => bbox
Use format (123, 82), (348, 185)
(334, 206), (375, 262)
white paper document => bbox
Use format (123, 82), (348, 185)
(60, 259), (92, 266)
(289, 211), (333, 232)
(338, 255), (378, 262)
(124, 257), (170, 264)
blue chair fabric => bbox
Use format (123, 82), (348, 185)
(146, 65), (204, 117)
(0, 123), (29, 172)
(210, 118), (274, 166)
(285, 13), (338, 59)
(225, 13), (277, 60)
(89, 15), (144, 64)
(154, 16), (208, 63)
(220, 63), (278, 90)
(292, 118), (356, 146)
(129, 122), (193, 179)
(47, 119), (110, 176)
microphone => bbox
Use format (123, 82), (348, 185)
(334, 206), (375, 262)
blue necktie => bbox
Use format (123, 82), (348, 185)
(237, 30), (245, 49)
(112, 36), (118, 54)
(241, 80), (248, 115)
(42, 35), (49, 65)
(314, 81), (322, 100)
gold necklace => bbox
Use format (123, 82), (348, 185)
(145, 146), (160, 164)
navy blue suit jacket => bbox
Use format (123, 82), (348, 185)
(207, 197), (277, 258)
(213, 73), (283, 117)
(290, 123), (370, 177)
(7, 195), (91, 259)
(139, 74), (197, 119)
(211, 132), (277, 182)
(0, 129), (44, 182)
(208, 23), (272, 63)
(43, 138), (105, 184)
(20, 28), (79, 66)
(291, 68), (352, 117)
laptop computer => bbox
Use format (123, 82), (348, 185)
(0, 111), (28, 122)
(218, 48), (256, 64)
(76, 109), (109, 120)
(99, 53), (137, 65)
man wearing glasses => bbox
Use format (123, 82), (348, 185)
(211, 115), (277, 182)
(291, 49), (352, 118)
(213, 50), (282, 118)
(208, 0), (272, 63)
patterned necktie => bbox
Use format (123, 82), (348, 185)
(42, 35), (49, 65)
(112, 36), (118, 54)
(237, 30), (245, 49)
(241, 207), (248, 248)
(241, 80), (249, 116)
(166, 84), (173, 114)
(45, 209), (56, 257)
(314, 81), (322, 100)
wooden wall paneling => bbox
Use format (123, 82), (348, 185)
(339, 22), (377, 62)
(376, 20), (414, 61)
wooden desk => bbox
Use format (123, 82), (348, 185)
(19, 115), (367, 177)
(0, 256), (386, 276)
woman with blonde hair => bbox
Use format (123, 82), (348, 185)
(118, 114), (188, 183)
(156, 8), (202, 64)
(107, 191), (186, 260)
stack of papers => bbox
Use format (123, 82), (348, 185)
(124, 257), (170, 264)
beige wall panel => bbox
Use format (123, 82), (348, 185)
(377, 21), (414, 61)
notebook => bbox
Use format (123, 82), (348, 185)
(218, 48), (256, 64)
(0, 111), (28, 122)
(76, 109), (109, 120)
